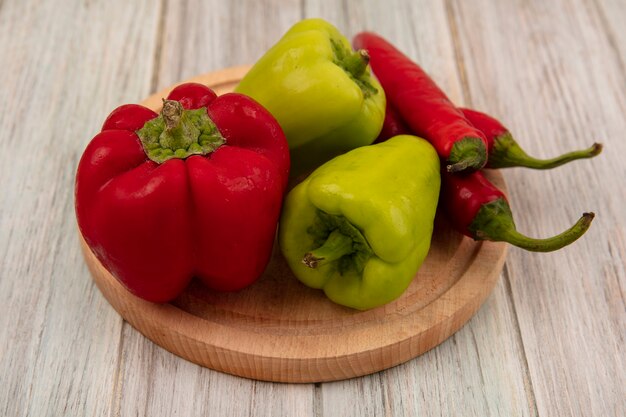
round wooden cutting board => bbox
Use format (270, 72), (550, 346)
(82, 66), (508, 383)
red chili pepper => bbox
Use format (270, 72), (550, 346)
(353, 32), (488, 173)
(376, 103), (602, 169)
(440, 170), (594, 251)
(374, 101), (410, 143)
(75, 83), (290, 302)
(376, 102), (595, 251)
(460, 108), (602, 169)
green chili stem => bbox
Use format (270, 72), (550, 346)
(472, 198), (595, 252)
(447, 137), (487, 173)
(489, 133), (603, 169)
(495, 213), (594, 252)
(303, 230), (354, 269)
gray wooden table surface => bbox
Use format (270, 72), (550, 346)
(1, 0), (624, 416)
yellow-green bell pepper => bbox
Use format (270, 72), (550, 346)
(235, 18), (386, 177)
(278, 135), (441, 310)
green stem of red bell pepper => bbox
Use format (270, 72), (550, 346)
(136, 99), (224, 164)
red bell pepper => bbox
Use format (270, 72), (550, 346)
(75, 83), (290, 302)
(375, 101), (410, 142)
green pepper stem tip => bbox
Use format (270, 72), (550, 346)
(302, 229), (354, 269)
(343, 49), (370, 78)
(302, 253), (323, 269)
(590, 143), (603, 156)
(359, 49), (370, 65)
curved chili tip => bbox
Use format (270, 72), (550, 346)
(472, 198), (596, 252)
(488, 135), (604, 169)
(590, 142), (603, 156)
(499, 212), (595, 252)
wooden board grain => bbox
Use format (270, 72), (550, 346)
(0, 1), (162, 416)
(2, 0), (623, 415)
(449, 0), (626, 415)
(80, 66), (508, 383)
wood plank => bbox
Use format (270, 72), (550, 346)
(0, 0), (161, 416)
(448, 0), (626, 415)
(594, 0), (626, 74)
(320, 279), (537, 417)
(305, 0), (538, 415)
(154, 0), (304, 90)
(1, 0), (620, 416)
(117, 325), (315, 417)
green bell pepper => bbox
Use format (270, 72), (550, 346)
(235, 18), (386, 177)
(279, 135), (441, 310)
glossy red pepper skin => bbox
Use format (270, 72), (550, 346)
(374, 101), (410, 143)
(377, 103), (602, 169)
(76, 83), (290, 302)
(439, 170), (593, 252)
(353, 32), (488, 173)
(460, 108), (602, 169)
(440, 170), (507, 236)
(376, 102), (594, 252)
(458, 108), (504, 155)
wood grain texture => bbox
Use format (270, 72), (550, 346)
(1, 0), (624, 415)
(0, 1), (161, 416)
(155, 0), (304, 90)
(448, 0), (626, 415)
(319, 278), (539, 417)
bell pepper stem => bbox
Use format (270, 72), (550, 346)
(303, 230), (354, 268)
(343, 49), (370, 78)
(136, 99), (225, 164)
(471, 198), (595, 252)
(162, 99), (183, 130)
(159, 99), (200, 151)
(489, 133), (603, 169)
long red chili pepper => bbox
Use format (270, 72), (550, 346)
(377, 103), (603, 169)
(460, 108), (602, 169)
(440, 170), (594, 251)
(377, 102), (595, 251)
(353, 32), (488, 173)
(374, 101), (410, 143)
